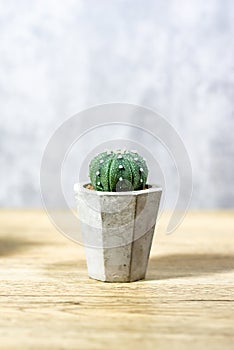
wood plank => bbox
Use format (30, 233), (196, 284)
(0, 210), (234, 349)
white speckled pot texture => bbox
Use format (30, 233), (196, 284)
(74, 182), (162, 282)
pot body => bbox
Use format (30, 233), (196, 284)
(74, 182), (162, 282)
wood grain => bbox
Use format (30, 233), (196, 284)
(0, 210), (234, 349)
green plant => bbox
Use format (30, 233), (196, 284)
(89, 149), (148, 191)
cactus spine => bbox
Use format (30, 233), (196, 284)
(89, 150), (148, 191)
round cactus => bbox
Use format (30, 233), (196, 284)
(89, 149), (148, 191)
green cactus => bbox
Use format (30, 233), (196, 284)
(89, 149), (148, 191)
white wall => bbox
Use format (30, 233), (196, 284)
(0, 0), (233, 208)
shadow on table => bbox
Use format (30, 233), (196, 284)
(0, 236), (42, 257)
(146, 253), (234, 280)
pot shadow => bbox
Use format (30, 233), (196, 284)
(0, 236), (42, 257)
(146, 253), (234, 281)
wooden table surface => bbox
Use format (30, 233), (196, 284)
(0, 210), (234, 350)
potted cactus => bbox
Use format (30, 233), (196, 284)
(74, 149), (162, 282)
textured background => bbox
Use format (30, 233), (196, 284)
(0, 0), (233, 208)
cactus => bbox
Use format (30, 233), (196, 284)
(89, 149), (148, 191)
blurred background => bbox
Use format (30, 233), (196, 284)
(0, 0), (233, 209)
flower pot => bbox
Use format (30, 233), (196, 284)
(74, 182), (162, 282)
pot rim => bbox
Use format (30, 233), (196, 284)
(74, 182), (162, 196)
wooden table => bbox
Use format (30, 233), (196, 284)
(0, 210), (234, 349)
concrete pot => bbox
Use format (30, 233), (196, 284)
(74, 182), (162, 282)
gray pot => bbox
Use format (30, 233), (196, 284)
(74, 182), (162, 282)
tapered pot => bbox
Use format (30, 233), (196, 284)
(74, 182), (162, 282)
